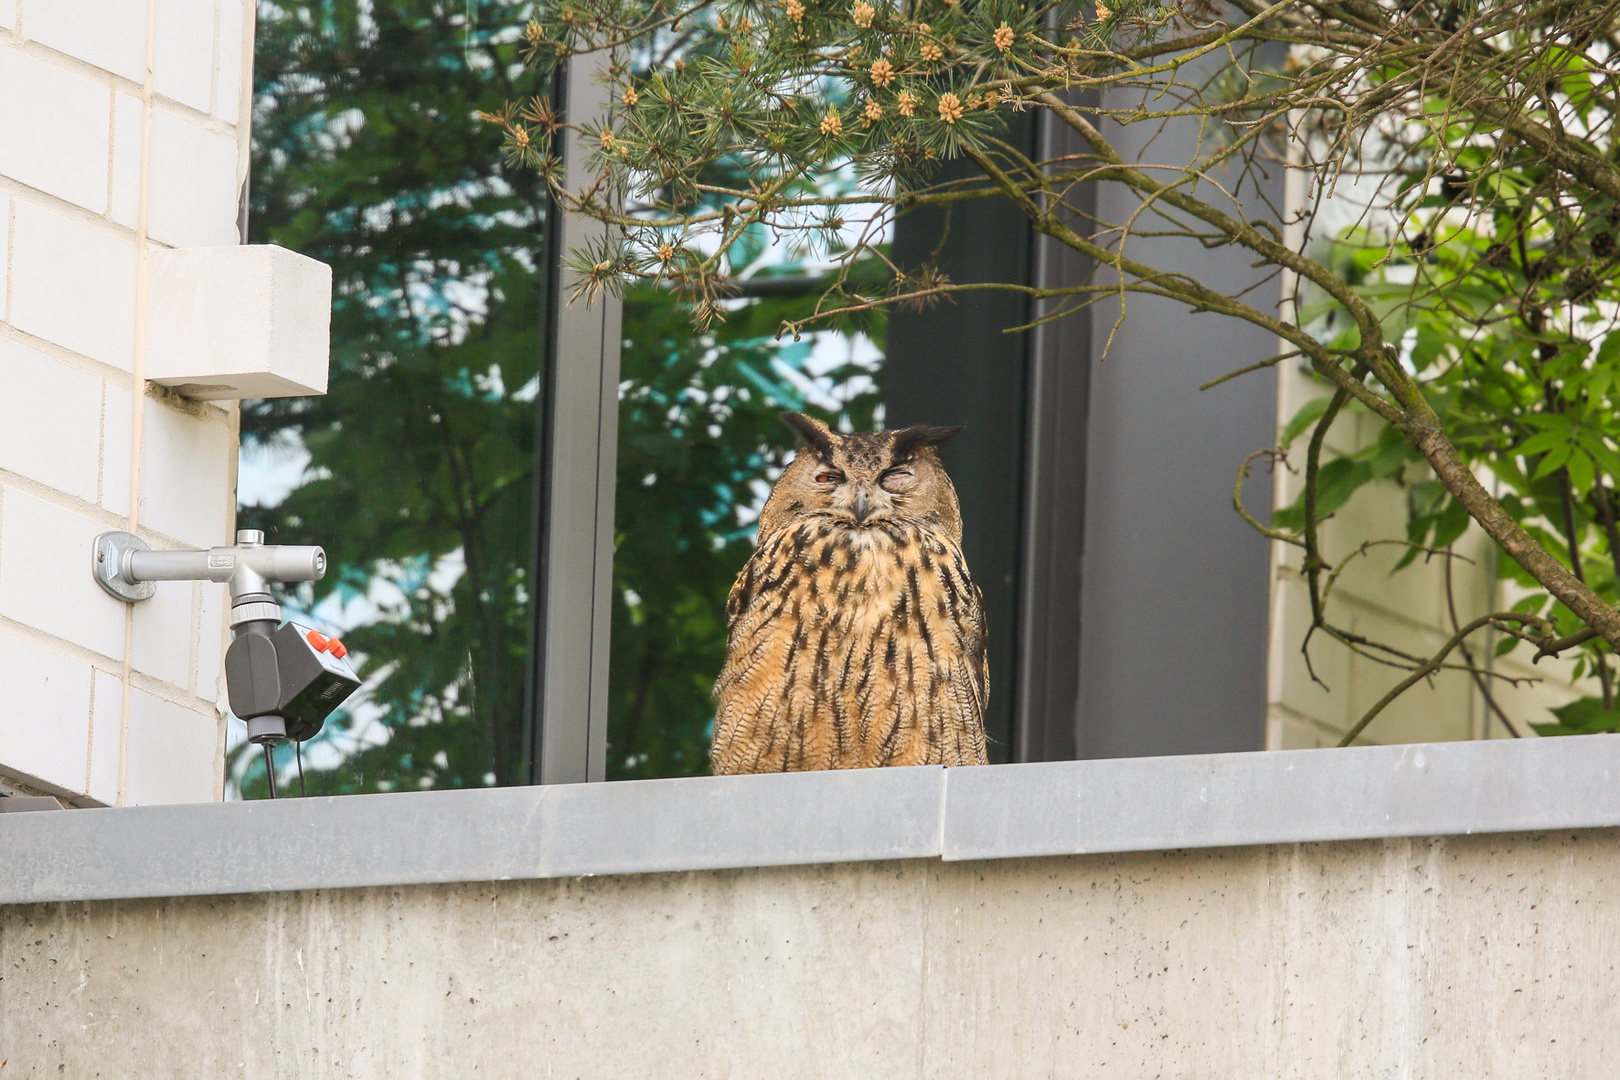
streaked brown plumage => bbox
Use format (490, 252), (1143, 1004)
(711, 411), (988, 773)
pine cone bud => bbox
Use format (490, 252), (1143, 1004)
(1565, 267), (1599, 303)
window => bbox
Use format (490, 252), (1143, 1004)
(235, 8), (1279, 796)
(232, 0), (551, 796)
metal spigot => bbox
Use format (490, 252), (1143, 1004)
(93, 528), (326, 605)
(92, 528), (356, 798)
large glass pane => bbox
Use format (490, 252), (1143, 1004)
(609, 280), (886, 779)
(229, 0), (549, 797)
(607, 156), (1035, 777)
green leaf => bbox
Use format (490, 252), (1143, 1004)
(1280, 396), (1333, 451)
(1408, 479), (1448, 519)
(1541, 696), (1620, 735)
(1568, 448), (1596, 496)
(1589, 368), (1614, 405)
(1368, 433), (1414, 479)
(1313, 458), (1376, 519)
(1516, 430), (1568, 458)
(1430, 496), (1472, 549)
(1596, 330), (1620, 368)
(1577, 431), (1620, 480)
(1533, 444), (1573, 479)
(1522, 413), (1575, 433)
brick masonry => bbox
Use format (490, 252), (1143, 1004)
(0, 1), (251, 806)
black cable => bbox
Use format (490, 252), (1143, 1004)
(263, 743), (278, 800)
(296, 741), (306, 797)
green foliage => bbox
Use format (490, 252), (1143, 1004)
(484, 0), (1178, 319)
(1280, 209), (1620, 591)
(236, 0), (549, 796)
(1275, 134), (1620, 716)
(1534, 696), (1620, 737)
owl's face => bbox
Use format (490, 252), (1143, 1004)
(757, 411), (965, 540)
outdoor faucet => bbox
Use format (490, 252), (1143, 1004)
(92, 529), (360, 797)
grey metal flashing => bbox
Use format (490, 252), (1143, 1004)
(0, 766), (944, 905)
(5, 736), (1620, 906)
(942, 734), (1620, 860)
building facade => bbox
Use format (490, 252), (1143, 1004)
(0, 0), (250, 805)
(0, 1), (1599, 805)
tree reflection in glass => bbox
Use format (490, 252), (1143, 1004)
(235, 0), (888, 793)
(233, 0), (547, 796)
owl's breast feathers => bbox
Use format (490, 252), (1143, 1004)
(711, 520), (988, 774)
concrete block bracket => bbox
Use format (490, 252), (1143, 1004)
(143, 245), (333, 401)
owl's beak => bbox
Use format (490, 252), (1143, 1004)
(853, 487), (871, 524)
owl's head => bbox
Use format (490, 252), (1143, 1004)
(758, 411), (965, 539)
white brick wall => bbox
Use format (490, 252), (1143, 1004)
(0, 1), (255, 806)
(0, 340), (103, 504)
(10, 202), (138, 369)
(0, 47), (112, 213)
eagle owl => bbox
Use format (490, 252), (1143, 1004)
(711, 411), (989, 774)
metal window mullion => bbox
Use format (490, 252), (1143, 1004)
(1013, 97), (1094, 763)
(536, 55), (621, 785)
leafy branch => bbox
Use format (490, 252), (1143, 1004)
(488, 0), (1620, 741)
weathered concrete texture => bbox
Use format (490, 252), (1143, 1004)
(4, 831), (1618, 1077)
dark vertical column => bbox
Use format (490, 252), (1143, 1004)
(886, 117), (1036, 763)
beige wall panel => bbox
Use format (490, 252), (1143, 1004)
(1266, 363), (1605, 747)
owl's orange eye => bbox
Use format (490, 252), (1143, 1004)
(815, 469), (845, 484)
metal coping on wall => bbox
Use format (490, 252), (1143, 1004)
(6, 735), (1620, 906)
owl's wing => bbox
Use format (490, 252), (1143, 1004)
(712, 527), (807, 774)
(931, 535), (988, 720)
(961, 573), (989, 716)
(724, 548), (765, 632)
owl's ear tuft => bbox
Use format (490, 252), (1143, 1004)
(890, 424), (964, 462)
(781, 411), (837, 461)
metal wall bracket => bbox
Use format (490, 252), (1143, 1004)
(93, 531), (156, 603)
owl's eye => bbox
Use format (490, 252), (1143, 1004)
(814, 469), (845, 484)
(879, 468), (914, 492)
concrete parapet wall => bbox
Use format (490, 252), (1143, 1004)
(8, 740), (1618, 1074)
(4, 829), (1616, 1076)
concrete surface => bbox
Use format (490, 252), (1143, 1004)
(145, 244), (333, 400)
(10, 735), (1620, 904)
(4, 829), (1615, 1077)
